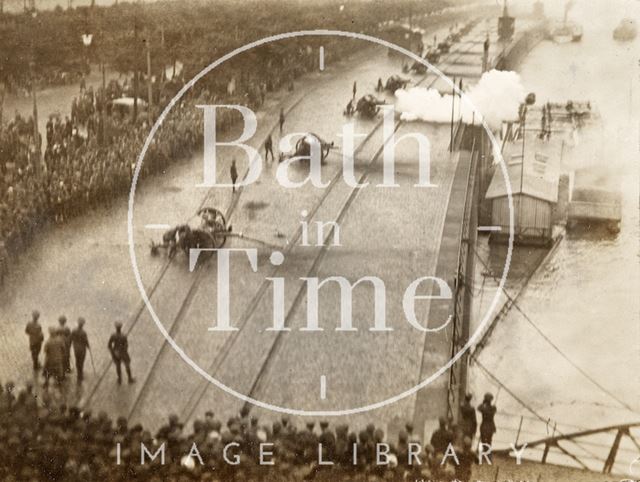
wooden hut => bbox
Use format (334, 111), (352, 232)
(485, 162), (558, 246)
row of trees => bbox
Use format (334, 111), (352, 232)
(0, 0), (455, 92)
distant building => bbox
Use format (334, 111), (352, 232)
(485, 161), (559, 246)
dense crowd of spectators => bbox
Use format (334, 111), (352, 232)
(0, 79), (206, 266)
(0, 0), (481, 283)
(1, 0), (440, 282)
(0, 377), (495, 481)
(0, 36), (342, 275)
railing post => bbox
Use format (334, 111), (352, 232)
(515, 415), (524, 447)
(603, 429), (624, 474)
(541, 442), (550, 464)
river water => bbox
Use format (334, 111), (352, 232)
(468, 0), (640, 471)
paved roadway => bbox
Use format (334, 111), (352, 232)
(0, 21), (488, 437)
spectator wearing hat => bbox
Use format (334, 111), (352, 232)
(478, 393), (497, 447)
(25, 310), (44, 370)
(430, 416), (454, 456)
(57, 315), (72, 375)
(455, 436), (476, 482)
(108, 321), (135, 385)
(43, 327), (65, 388)
(460, 393), (477, 441)
(70, 317), (90, 383)
(318, 420), (336, 462)
(299, 421), (318, 464)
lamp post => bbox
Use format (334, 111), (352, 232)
(133, 16), (139, 124)
(81, 32), (93, 80)
(28, 7), (40, 175)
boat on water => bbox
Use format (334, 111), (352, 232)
(548, 21), (583, 43)
(568, 167), (622, 234)
(613, 18), (637, 41)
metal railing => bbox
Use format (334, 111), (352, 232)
(446, 125), (479, 419)
(494, 421), (640, 475)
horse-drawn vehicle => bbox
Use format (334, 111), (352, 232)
(151, 207), (231, 258)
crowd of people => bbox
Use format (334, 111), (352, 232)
(0, 0), (407, 283)
(16, 306), (499, 481)
(0, 368), (497, 481)
(0, 0), (474, 286)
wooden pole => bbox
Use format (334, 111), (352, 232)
(133, 16), (138, 123)
(32, 83), (40, 173)
(146, 37), (152, 123)
(450, 77), (456, 152)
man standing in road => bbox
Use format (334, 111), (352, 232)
(25, 310), (44, 371)
(230, 159), (238, 193)
(57, 315), (72, 376)
(108, 321), (135, 385)
(279, 107), (285, 133)
(264, 134), (274, 163)
(71, 317), (90, 384)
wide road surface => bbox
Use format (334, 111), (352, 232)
(1, 20), (487, 437)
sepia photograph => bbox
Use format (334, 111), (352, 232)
(0, 0), (638, 480)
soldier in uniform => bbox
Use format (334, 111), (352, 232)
(57, 315), (72, 375)
(108, 321), (135, 385)
(25, 310), (44, 370)
(71, 318), (90, 383)
(477, 393), (497, 447)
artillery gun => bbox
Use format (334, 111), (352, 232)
(279, 133), (334, 163)
(352, 94), (386, 118)
(382, 75), (410, 93)
(410, 49), (440, 74)
(151, 207), (231, 258)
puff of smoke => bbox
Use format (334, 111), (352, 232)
(394, 70), (527, 130)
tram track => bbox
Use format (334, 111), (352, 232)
(177, 33), (488, 424)
(79, 25), (486, 420)
(82, 91), (313, 410)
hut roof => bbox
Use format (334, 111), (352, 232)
(486, 162), (558, 203)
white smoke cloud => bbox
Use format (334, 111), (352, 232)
(394, 69), (527, 129)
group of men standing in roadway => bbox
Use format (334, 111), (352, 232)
(24, 311), (135, 388)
